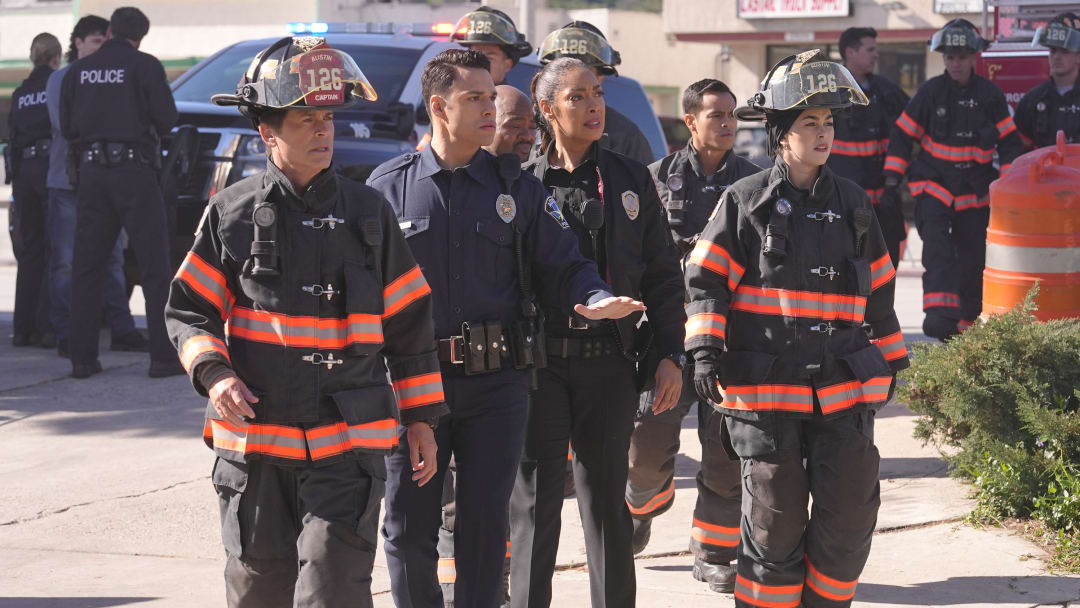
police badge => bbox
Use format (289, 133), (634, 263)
(622, 190), (640, 220)
(496, 194), (517, 223)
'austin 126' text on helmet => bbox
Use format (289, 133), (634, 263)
(929, 19), (989, 54)
(450, 7), (532, 62)
(538, 22), (621, 76)
(734, 50), (868, 122)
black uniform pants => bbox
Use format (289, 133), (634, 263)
(11, 158), (52, 338)
(510, 351), (638, 608)
(725, 409), (879, 608)
(383, 371), (530, 608)
(626, 363), (741, 563)
(914, 195), (989, 326)
(70, 163), (175, 365)
(210, 454), (385, 608)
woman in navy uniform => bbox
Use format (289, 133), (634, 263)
(165, 36), (447, 608)
(510, 56), (686, 608)
(685, 51), (909, 608)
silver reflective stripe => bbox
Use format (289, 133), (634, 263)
(692, 525), (739, 546)
(807, 570), (857, 599)
(384, 271), (428, 312)
(986, 242), (1080, 274)
(395, 383), (439, 403)
(732, 290), (866, 319)
(734, 576), (802, 606)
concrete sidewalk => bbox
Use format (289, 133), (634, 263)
(1, 211), (1079, 607)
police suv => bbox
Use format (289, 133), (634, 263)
(166, 22), (667, 255)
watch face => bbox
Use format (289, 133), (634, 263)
(253, 204), (277, 228)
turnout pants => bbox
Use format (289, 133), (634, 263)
(726, 409), (880, 608)
(626, 363), (742, 563)
(11, 158), (52, 338)
(210, 454), (385, 608)
(383, 371), (530, 608)
(70, 163), (176, 365)
(914, 195), (990, 328)
(510, 350), (639, 608)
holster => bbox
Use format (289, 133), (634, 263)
(633, 321), (659, 393)
(461, 321), (505, 375)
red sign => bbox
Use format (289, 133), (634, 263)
(738, 0), (850, 19)
(298, 50), (346, 107)
(977, 50), (1049, 111)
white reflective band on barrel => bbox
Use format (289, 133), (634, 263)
(986, 243), (1080, 274)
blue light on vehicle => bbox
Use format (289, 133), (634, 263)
(308, 22), (329, 34)
(286, 22), (305, 33)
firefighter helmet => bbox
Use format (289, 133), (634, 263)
(929, 18), (988, 54)
(211, 37), (377, 125)
(538, 21), (621, 76)
(450, 7), (532, 62)
(1034, 12), (1080, 52)
(734, 50), (868, 122)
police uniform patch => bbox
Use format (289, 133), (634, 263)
(666, 174), (684, 193)
(622, 190), (640, 221)
(1037, 101), (1047, 112)
(496, 194), (517, 223)
(775, 198), (793, 216)
(545, 196), (570, 230)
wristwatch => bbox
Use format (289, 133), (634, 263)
(664, 352), (688, 370)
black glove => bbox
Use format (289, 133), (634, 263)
(878, 186), (908, 245)
(692, 348), (724, 405)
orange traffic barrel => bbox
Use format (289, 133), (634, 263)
(984, 131), (1080, 321)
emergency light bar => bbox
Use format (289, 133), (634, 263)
(285, 22), (458, 37)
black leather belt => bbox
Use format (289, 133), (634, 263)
(437, 334), (511, 364)
(546, 336), (618, 359)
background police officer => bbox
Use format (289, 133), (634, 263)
(883, 19), (1024, 340)
(830, 27), (911, 268)
(8, 33), (60, 348)
(368, 49), (641, 608)
(1016, 12), (1080, 148)
(537, 21), (656, 165)
(687, 50), (908, 608)
(167, 35), (447, 608)
(626, 78), (761, 594)
(450, 7), (532, 86)
(46, 15), (146, 358)
(59, 6), (179, 377)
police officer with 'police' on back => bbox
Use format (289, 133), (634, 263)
(368, 49), (642, 608)
(59, 6), (179, 378)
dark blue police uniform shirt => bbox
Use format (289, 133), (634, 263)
(367, 146), (612, 341)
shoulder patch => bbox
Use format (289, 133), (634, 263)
(544, 196), (570, 230)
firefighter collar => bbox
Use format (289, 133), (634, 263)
(684, 139), (733, 180)
(265, 158), (338, 213)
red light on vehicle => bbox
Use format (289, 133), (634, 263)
(431, 23), (455, 35)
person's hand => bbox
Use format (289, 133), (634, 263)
(573, 296), (646, 320)
(208, 375), (258, 427)
(407, 422), (438, 487)
(692, 349), (724, 405)
(651, 358), (683, 414)
(879, 186), (908, 244)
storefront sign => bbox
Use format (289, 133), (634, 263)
(933, 0), (984, 14)
(737, 0), (850, 19)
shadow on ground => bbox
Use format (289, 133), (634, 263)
(0, 600), (157, 608)
(856, 576), (1080, 605)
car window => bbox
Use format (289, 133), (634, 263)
(172, 41), (421, 113)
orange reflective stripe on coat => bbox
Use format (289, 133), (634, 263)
(919, 137), (994, 164)
(870, 253), (895, 291)
(734, 575), (803, 608)
(816, 376), (892, 415)
(883, 155), (908, 174)
(226, 306), (384, 349)
(437, 557), (456, 584)
(180, 335), (229, 372)
(831, 138), (888, 157)
(908, 179), (952, 206)
(691, 518), (740, 548)
(176, 251), (234, 319)
(685, 312), (726, 343)
(923, 291), (960, 310)
(627, 479), (674, 516)
(804, 557), (858, 602)
(204, 417), (399, 461)
(996, 116), (1017, 139)
(688, 239), (744, 291)
(392, 372), (445, 410)
(731, 285), (866, 323)
(384, 265), (431, 318)
(870, 331), (907, 362)
(722, 384), (815, 414)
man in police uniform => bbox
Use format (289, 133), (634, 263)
(166, 36), (447, 608)
(625, 78), (761, 593)
(450, 7), (532, 86)
(1016, 12), (1080, 148)
(7, 33), (60, 348)
(537, 21), (655, 165)
(884, 19), (1023, 340)
(367, 49), (642, 608)
(830, 27), (910, 268)
(60, 7), (179, 377)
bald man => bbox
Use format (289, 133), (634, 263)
(484, 84), (537, 162)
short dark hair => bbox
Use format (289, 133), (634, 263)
(109, 7), (150, 43)
(257, 108), (289, 131)
(420, 49), (491, 113)
(67, 15), (109, 64)
(839, 27), (877, 61)
(682, 79), (735, 116)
